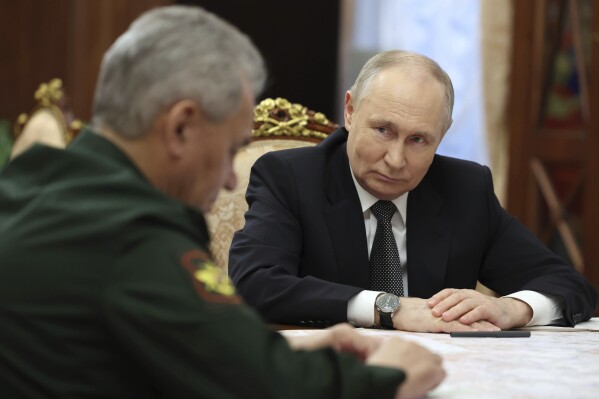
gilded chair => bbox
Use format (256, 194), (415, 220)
(206, 98), (338, 269)
(11, 79), (82, 159)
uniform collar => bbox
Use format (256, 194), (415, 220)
(70, 127), (210, 245)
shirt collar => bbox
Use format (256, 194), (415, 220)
(349, 165), (408, 225)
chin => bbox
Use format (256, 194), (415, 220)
(376, 193), (403, 201)
(369, 184), (410, 201)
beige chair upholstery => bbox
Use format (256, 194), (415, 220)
(11, 79), (82, 159)
(206, 98), (338, 269)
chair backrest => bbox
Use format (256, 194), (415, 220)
(206, 98), (339, 269)
(10, 79), (82, 159)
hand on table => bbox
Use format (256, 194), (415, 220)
(286, 323), (446, 398)
(427, 288), (533, 329)
(285, 323), (381, 361)
(392, 297), (501, 333)
(366, 337), (445, 399)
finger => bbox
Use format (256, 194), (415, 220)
(331, 325), (382, 359)
(418, 363), (447, 398)
(432, 366), (447, 390)
(457, 304), (490, 324)
(431, 292), (469, 316)
(458, 301), (508, 327)
(469, 320), (500, 331)
(427, 288), (458, 307)
(440, 320), (481, 333)
(427, 363), (447, 392)
(340, 336), (382, 360)
(440, 298), (480, 321)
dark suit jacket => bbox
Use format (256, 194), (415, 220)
(229, 128), (596, 327)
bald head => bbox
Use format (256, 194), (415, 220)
(350, 50), (454, 132)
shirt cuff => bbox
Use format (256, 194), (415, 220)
(504, 290), (564, 326)
(347, 290), (383, 327)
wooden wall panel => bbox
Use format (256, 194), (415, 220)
(0, 0), (172, 124)
(0, 0), (71, 122)
(507, 0), (599, 312)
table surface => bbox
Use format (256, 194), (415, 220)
(281, 318), (599, 399)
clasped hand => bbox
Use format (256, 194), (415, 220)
(392, 289), (533, 332)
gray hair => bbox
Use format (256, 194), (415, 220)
(350, 50), (454, 132)
(92, 5), (266, 138)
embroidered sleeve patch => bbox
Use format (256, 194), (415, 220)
(180, 249), (241, 304)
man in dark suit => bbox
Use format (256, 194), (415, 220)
(229, 50), (596, 332)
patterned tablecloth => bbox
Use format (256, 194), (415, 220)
(281, 318), (599, 399)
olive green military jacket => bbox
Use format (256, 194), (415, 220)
(0, 129), (404, 398)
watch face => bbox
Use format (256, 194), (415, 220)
(376, 293), (400, 313)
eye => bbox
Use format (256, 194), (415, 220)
(410, 135), (426, 144)
(375, 127), (388, 134)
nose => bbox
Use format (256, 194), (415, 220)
(223, 168), (238, 191)
(384, 142), (406, 170)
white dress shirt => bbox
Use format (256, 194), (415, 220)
(346, 168), (564, 328)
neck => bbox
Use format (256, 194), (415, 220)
(95, 125), (169, 191)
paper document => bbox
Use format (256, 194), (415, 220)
(517, 317), (599, 332)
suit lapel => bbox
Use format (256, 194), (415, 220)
(406, 176), (452, 298)
(323, 132), (370, 288)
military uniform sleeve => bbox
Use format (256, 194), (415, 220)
(101, 232), (404, 399)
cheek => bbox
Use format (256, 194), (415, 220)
(353, 135), (385, 165)
(409, 153), (435, 175)
(194, 150), (227, 189)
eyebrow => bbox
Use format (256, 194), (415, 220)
(412, 130), (436, 141)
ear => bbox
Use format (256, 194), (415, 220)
(162, 100), (201, 159)
(344, 91), (354, 130)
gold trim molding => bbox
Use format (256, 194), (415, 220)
(252, 97), (337, 141)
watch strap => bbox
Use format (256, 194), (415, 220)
(379, 311), (394, 329)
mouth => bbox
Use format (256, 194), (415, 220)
(374, 172), (401, 183)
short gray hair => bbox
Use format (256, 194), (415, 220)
(92, 6), (266, 138)
(350, 50), (454, 132)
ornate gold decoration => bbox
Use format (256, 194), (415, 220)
(252, 97), (338, 141)
(13, 78), (82, 143)
(34, 78), (64, 107)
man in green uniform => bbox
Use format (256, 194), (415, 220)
(0, 5), (444, 398)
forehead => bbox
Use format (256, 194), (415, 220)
(357, 67), (446, 129)
(366, 66), (444, 102)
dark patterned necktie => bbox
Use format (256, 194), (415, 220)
(369, 200), (404, 296)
